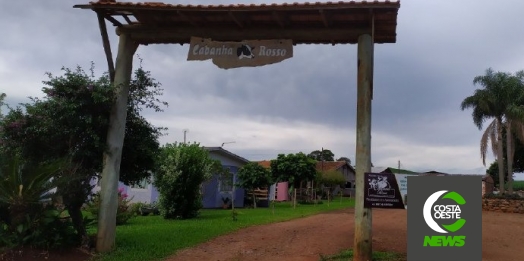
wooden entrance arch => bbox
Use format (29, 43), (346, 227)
(74, 1), (400, 260)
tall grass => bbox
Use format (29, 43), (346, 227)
(92, 198), (354, 261)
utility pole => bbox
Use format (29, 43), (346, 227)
(353, 33), (373, 261)
(183, 129), (189, 144)
(321, 147), (324, 171)
(398, 160), (400, 170)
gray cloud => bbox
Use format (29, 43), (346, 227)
(2, 0), (524, 175)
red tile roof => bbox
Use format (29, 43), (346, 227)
(257, 160), (272, 169)
(84, 1), (400, 10)
(316, 161), (349, 172)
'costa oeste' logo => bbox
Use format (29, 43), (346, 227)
(423, 190), (466, 233)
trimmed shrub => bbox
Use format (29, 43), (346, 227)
(154, 142), (222, 219)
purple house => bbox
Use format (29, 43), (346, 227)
(201, 147), (249, 208)
(90, 146), (248, 208)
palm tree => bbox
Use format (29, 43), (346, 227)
(461, 68), (524, 194)
(503, 70), (524, 193)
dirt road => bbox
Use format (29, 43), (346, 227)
(166, 208), (523, 261)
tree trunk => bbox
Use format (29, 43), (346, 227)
(68, 204), (89, 248)
(97, 33), (138, 253)
(293, 188), (297, 209)
(497, 118), (506, 194)
(506, 121), (514, 194)
(252, 190), (256, 209)
(327, 188), (330, 206)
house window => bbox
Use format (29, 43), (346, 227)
(219, 168), (234, 192)
(131, 178), (149, 189)
(345, 181), (352, 189)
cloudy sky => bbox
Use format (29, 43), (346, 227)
(1, 0), (524, 178)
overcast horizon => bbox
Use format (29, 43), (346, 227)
(2, 0), (524, 180)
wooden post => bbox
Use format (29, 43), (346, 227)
(353, 33), (373, 261)
(96, 13), (115, 83)
(96, 33), (138, 253)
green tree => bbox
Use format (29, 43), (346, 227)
(461, 68), (524, 194)
(0, 92), (5, 119)
(154, 142), (222, 219)
(337, 157), (352, 165)
(270, 152), (317, 208)
(237, 162), (272, 208)
(0, 64), (166, 242)
(307, 149), (335, 161)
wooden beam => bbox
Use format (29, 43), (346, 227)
(319, 9), (331, 28)
(272, 11), (287, 28)
(353, 33), (373, 261)
(96, 33), (138, 253)
(116, 24), (372, 44)
(96, 13), (115, 82)
(104, 15), (123, 26)
(177, 10), (199, 27)
(122, 14), (133, 24)
(228, 11), (244, 28)
(370, 13), (375, 100)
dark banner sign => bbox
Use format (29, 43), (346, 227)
(364, 172), (405, 209)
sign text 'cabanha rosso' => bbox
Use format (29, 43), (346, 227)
(187, 37), (293, 69)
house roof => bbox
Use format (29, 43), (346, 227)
(316, 161), (354, 172)
(257, 160), (272, 169)
(256, 160), (354, 173)
(370, 166), (418, 174)
(204, 147), (250, 164)
(74, 0), (401, 45)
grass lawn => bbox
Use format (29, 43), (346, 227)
(513, 180), (524, 191)
(91, 198), (354, 261)
(320, 249), (406, 261)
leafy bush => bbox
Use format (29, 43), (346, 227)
(319, 170), (346, 187)
(86, 187), (134, 225)
(129, 202), (146, 216)
(129, 202), (159, 216)
(154, 142), (222, 219)
(237, 162), (272, 208)
(0, 203), (79, 250)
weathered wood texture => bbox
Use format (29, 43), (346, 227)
(74, 1), (400, 45)
(353, 33), (373, 261)
(97, 12), (115, 82)
(96, 33), (138, 253)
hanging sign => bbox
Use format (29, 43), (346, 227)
(187, 37), (293, 69)
(364, 172), (406, 209)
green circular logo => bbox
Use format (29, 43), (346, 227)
(423, 190), (466, 233)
